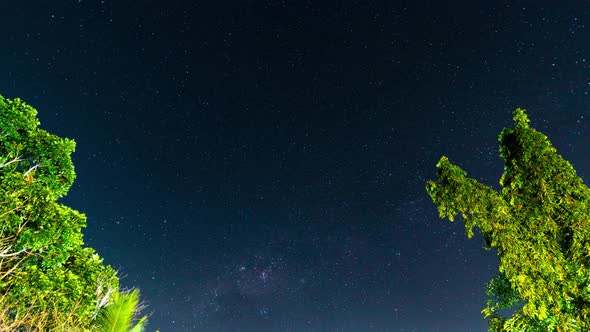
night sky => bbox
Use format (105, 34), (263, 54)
(2, 1), (590, 331)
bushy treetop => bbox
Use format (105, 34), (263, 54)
(427, 109), (590, 331)
(0, 95), (118, 328)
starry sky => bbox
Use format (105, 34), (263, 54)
(1, 1), (590, 331)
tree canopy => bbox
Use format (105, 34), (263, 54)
(0, 95), (146, 330)
(426, 109), (590, 331)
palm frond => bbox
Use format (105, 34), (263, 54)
(94, 289), (147, 332)
(129, 316), (148, 332)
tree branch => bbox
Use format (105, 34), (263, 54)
(23, 163), (40, 177)
(0, 155), (22, 169)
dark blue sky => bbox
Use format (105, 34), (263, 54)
(2, 1), (590, 331)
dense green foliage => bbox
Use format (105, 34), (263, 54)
(426, 109), (590, 331)
(0, 95), (149, 330)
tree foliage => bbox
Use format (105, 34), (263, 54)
(0, 95), (122, 329)
(426, 109), (590, 331)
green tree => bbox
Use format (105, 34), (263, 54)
(426, 109), (590, 331)
(0, 95), (124, 329)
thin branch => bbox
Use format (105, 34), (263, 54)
(0, 155), (22, 169)
(0, 251), (32, 281)
(0, 203), (27, 222)
(0, 246), (28, 258)
(23, 163), (40, 177)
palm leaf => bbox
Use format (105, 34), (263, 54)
(129, 316), (148, 332)
(94, 289), (147, 332)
